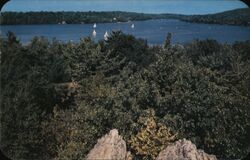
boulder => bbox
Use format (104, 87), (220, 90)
(156, 139), (217, 160)
(86, 129), (131, 160)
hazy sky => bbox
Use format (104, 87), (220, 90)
(2, 0), (248, 15)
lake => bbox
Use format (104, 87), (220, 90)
(1, 19), (250, 45)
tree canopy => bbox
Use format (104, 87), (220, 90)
(1, 32), (249, 159)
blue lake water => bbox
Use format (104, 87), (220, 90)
(1, 19), (250, 45)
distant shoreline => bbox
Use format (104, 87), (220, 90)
(1, 8), (250, 26)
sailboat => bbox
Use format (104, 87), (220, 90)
(104, 31), (109, 40)
(93, 23), (97, 28)
(92, 30), (97, 38)
(131, 23), (135, 29)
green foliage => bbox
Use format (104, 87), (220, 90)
(1, 32), (249, 159)
(105, 31), (153, 70)
(147, 40), (250, 158)
(0, 36), (71, 159)
(164, 33), (172, 49)
(42, 103), (105, 159)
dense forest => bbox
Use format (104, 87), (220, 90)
(0, 32), (249, 160)
(182, 8), (250, 26)
(0, 11), (183, 25)
(1, 8), (250, 26)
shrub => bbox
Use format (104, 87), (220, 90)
(129, 110), (177, 160)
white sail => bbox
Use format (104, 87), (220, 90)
(92, 30), (97, 38)
(131, 24), (135, 29)
(93, 23), (97, 28)
(104, 31), (109, 40)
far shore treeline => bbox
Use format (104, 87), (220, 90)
(1, 8), (250, 26)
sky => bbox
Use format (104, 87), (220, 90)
(2, 0), (248, 15)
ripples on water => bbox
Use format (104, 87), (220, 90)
(1, 19), (250, 45)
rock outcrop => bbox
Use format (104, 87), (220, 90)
(86, 129), (131, 160)
(156, 139), (217, 160)
(87, 129), (217, 160)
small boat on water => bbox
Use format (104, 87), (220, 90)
(104, 31), (109, 40)
(92, 30), (97, 38)
(131, 24), (135, 29)
(93, 23), (97, 28)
